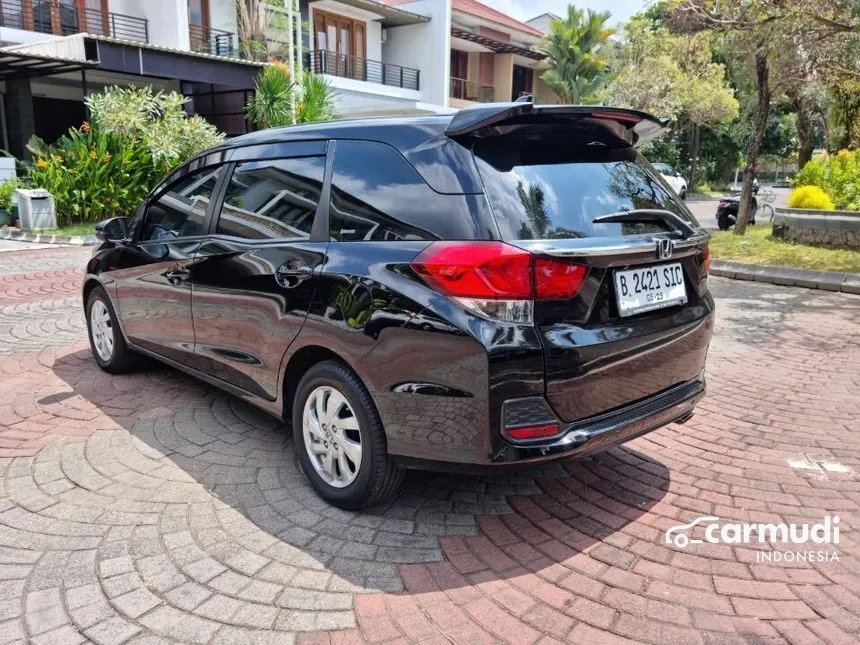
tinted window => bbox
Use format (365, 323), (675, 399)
(330, 140), (484, 241)
(216, 156), (325, 240)
(141, 167), (223, 241)
(474, 137), (694, 240)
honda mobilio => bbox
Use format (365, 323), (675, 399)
(84, 101), (714, 508)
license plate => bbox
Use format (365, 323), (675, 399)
(614, 263), (687, 317)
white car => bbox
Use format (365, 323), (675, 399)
(652, 163), (688, 200)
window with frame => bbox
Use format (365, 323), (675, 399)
(140, 166), (224, 242)
(216, 156), (325, 240)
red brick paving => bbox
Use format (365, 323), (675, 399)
(0, 247), (859, 644)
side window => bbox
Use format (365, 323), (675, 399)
(140, 167), (223, 242)
(216, 156), (325, 240)
(329, 141), (443, 242)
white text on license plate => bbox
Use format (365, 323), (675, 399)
(614, 263), (687, 317)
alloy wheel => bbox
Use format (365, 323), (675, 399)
(302, 385), (363, 488)
(90, 299), (114, 362)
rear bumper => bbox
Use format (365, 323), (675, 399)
(392, 375), (705, 473)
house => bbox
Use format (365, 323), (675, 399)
(0, 0), (556, 159)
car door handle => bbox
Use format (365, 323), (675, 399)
(275, 263), (313, 288)
(165, 267), (191, 286)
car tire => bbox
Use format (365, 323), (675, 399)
(679, 188), (687, 201)
(717, 214), (732, 231)
(86, 286), (138, 374)
(292, 360), (403, 509)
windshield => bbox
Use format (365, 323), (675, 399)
(474, 137), (695, 240)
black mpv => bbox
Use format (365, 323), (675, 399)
(84, 102), (714, 509)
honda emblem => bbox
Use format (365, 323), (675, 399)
(656, 238), (675, 260)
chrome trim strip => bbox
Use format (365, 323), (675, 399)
(513, 232), (709, 258)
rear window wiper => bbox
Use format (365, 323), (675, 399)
(592, 209), (697, 238)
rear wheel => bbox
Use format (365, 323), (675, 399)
(679, 188), (687, 201)
(717, 213), (733, 231)
(86, 286), (137, 373)
(292, 360), (403, 509)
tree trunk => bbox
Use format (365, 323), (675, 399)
(794, 92), (815, 168)
(735, 46), (771, 236)
(688, 124), (701, 192)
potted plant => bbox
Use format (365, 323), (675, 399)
(0, 179), (16, 227)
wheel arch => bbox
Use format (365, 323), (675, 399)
(281, 344), (356, 422)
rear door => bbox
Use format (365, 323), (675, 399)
(190, 142), (328, 400)
(473, 133), (713, 423)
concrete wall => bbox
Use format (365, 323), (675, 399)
(381, 0), (449, 106)
(492, 53), (512, 102)
(773, 209), (860, 248)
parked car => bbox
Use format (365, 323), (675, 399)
(652, 162), (688, 200)
(83, 102), (714, 509)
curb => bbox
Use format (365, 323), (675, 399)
(0, 228), (98, 247)
(711, 260), (860, 294)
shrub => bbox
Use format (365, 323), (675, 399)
(26, 86), (225, 226)
(28, 127), (166, 226)
(788, 185), (835, 211)
(793, 149), (860, 210)
(0, 178), (17, 211)
(85, 86), (224, 165)
(246, 63), (338, 129)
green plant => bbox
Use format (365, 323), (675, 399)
(538, 7), (616, 104)
(0, 178), (17, 211)
(246, 63), (338, 128)
(788, 185), (835, 210)
(85, 86), (224, 165)
(794, 149), (860, 210)
(27, 127), (165, 227)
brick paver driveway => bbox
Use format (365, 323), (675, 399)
(0, 246), (858, 645)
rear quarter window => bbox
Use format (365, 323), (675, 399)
(329, 140), (491, 241)
(474, 136), (695, 240)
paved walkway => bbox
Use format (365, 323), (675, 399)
(0, 247), (858, 644)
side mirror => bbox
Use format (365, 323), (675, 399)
(95, 216), (128, 243)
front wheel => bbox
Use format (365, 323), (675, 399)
(292, 360), (403, 509)
(86, 286), (138, 373)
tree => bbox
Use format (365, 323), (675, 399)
(672, 0), (859, 235)
(610, 17), (738, 188)
(246, 62), (338, 128)
(538, 7), (616, 104)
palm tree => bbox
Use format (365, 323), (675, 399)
(538, 7), (616, 104)
(245, 62), (338, 129)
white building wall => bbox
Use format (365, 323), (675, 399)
(108, 0), (189, 49)
(382, 0), (450, 107)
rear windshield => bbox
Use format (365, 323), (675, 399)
(473, 136), (694, 240)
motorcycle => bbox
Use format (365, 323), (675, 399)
(715, 179), (761, 231)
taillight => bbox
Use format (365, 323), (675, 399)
(718, 201), (727, 208)
(702, 246), (710, 276)
(534, 258), (588, 299)
(411, 242), (587, 324)
(410, 241), (531, 299)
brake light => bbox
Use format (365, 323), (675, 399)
(506, 422), (561, 441)
(411, 242), (588, 324)
(702, 246), (710, 276)
(718, 201), (727, 208)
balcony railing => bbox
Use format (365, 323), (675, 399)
(449, 77), (493, 103)
(0, 0), (148, 42)
(189, 23), (236, 58)
(306, 50), (420, 91)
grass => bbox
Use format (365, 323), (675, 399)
(709, 225), (860, 273)
(29, 223), (97, 237)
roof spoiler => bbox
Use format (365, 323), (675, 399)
(444, 101), (669, 147)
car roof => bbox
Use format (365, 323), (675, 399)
(218, 115), (455, 154)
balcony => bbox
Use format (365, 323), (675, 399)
(189, 23), (236, 58)
(306, 50), (420, 91)
(0, 0), (148, 42)
(449, 77), (493, 103)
